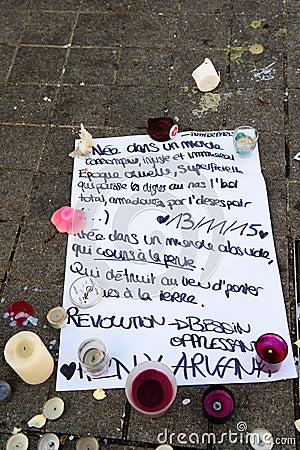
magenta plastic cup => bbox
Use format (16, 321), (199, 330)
(255, 333), (288, 373)
(125, 361), (177, 418)
(202, 386), (235, 423)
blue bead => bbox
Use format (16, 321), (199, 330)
(235, 132), (246, 141)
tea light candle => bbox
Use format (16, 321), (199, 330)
(192, 58), (220, 92)
(249, 428), (274, 450)
(125, 361), (177, 418)
(43, 397), (64, 420)
(77, 338), (111, 378)
(37, 433), (60, 450)
(76, 436), (99, 450)
(202, 386), (235, 423)
(6, 433), (29, 450)
(47, 307), (68, 329)
(4, 331), (54, 385)
(0, 380), (12, 404)
(255, 333), (288, 373)
(47, 306), (68, 329)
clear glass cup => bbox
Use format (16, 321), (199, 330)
(77, 338), (111, 378)
(233, 126), (258, 157)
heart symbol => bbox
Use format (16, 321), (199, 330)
(157, 215), (169, 224)
(259, 230), (268, 239)
(60, 362), (76, 380)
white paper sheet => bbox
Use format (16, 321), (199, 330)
(56, 130), (297, 390)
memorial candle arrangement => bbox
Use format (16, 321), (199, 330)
(125, 361), (177, 418)
(4, 331), (54, 385)
(255, 333), (288, 373)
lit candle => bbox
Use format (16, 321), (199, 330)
(255, 333), (288, 373)
(47, 306), (68, 329)
(125, 361), (177, 418)
(77, 338), (111, 378)
(192, 58), (220, 92)
(4, 331), (54, 385)
(76, 436), (99, 450)
(202, 386), (235, 423)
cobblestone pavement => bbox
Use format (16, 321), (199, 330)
(0, 0), (300, 449)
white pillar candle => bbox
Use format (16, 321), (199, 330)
(4, 331), (54, 385)
(192, 58), (220, 92)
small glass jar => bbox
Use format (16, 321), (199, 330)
(77, 338), (111, 378)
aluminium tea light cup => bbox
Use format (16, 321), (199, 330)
(69, 276), (103, 308)
(6, 433), (29, 450)
(76, 436), (99, 450)
(47, 307), (68, 329)
(4, 331), (54, 385)
(125, 361), (177, 418)
(77, 338), (111, 378)
(233, 125), (258, 157)
(255, 333), (288, 373)
(202, 386), (235, 423)
(37, 433), (60, 450)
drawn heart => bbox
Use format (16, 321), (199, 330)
(157, 215), (169, 224)
(259, 230), (268, 239)
(60, 362), (76, 380)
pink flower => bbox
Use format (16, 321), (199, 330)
(51, 206), (85, 234)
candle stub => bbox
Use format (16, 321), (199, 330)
(69, 276), (103, 308)
(0, 380), (12, 404)
(192, 58), (220, 92)
(43, 396), (64, 420)
(47, 307), (68, 329)
(6, 433), (29, 450)
(76, 436), (99, 450)
(4, 331), (54, 385)
(37, 433), (60, 450)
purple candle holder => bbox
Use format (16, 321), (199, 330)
(202, 386), (235, 423)
(255, 333), (288, 373)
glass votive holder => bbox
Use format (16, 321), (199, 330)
(255, 333), (288, 373)
(233, 125), (258, 157)
(125, 361), (177, 418)
(77, 338), (111, 378)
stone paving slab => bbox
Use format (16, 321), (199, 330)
(0, 0), (299, 449)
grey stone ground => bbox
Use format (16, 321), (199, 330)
(0, 0), (299, 449)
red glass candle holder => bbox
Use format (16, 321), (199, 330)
(255, 333), (288, 373)
(147, 117), (178, 142)
(202, 386), (235, 423)
(125, 361), (177, 418)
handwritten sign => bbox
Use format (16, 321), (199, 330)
(56, 130), (297, 391)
